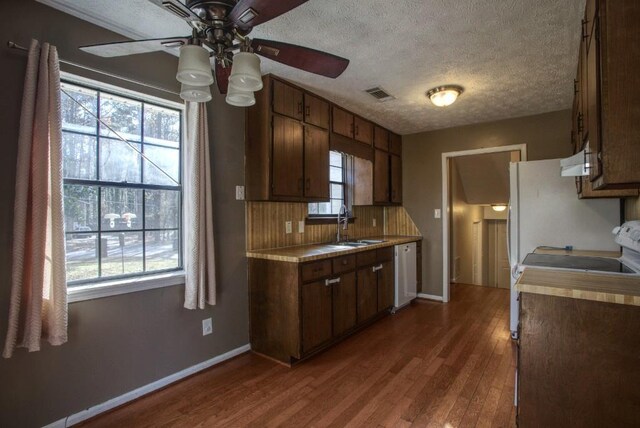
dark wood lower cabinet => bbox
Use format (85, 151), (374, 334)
(377, 261), (394, 311)
(332, 271), (357, 336)
(357, 266), (378, 323)
(518, 292), (640, 427)
(301, 280), (332, 353)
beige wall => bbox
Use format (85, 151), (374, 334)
(403, 110), (573, 296)
(0, 2), (248, 427)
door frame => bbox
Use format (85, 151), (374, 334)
(441, 144), (527, 303)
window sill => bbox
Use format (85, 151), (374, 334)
(305, 217), (357, 225)
(68, 271), (185, 303)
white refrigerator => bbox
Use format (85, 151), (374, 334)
(508, 159), (620, 337)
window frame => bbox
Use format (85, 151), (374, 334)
(61, 73), (186, 301)
(307, 151), (348, 218)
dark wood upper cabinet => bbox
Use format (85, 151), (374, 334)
(353, 116), (373, 145)
(304, 126), (330, 199)
(374, 149), (390, 204)
(304, 93), (329, 129)
(373, 126), (389, 151)
(391, 155), (402, 204)
(271, 115), (304, 198)
(586, 14), (601, 180)
(332, 106), (354, 139)
(272, 79), (304, 121)
(301, 279), (332, 353)
(389, 133), (402, 156)
(332, 271), (357, 337)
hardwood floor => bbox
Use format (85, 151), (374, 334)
(80, 284), (516, 427)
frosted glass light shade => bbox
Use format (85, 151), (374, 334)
(426, 86), (464, 107)
(229, 52), (263, 91)
(226, 83), (255, 107)
(176, 45), (214, 86)
(180, 83), (212, 103)
(491, 204), (507, 212)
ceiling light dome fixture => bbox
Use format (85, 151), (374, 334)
(229, 52), (263, 92)
(176, 44), (214, 86)
(226, 83), (256, 107)
(491, 204), (508, 212)
(426, 85), (464, 107)
(180, 83), (212, 103)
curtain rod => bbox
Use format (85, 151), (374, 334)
(7, 41), (180, 96)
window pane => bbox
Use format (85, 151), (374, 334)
(101, 187), (143, 231)
(331, 183), (343, 200)
(143, 145), (179, 185)
(65, 233), (98, 283)
(145, 230), (179, 272)
(64, 185), (99, 232)
(145, 190), (180, 229)
(100, 232), (143, 277)
(63, 132), (97, 180)
(61, 83), (97, 134)
(100, 93), (142, 141)
(308, 203), (318, 215)
(330, 151), (343, 167)
(331, 199), (343, 214)
(144, 105), (180, 148)
(99, 138), (141, 183)
(317, 202), (331, 215)
(330, 166), (343, 183)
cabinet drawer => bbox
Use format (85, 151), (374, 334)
(332, 255), (356, 274)
(301, 260), (332, 283)
(377, 247), (394, 262)
(356, 250), (377, 267)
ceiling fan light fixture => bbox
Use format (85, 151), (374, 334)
(226, 83), (256, 107)
(176, 44), (214, 86)
(426, 85), (464, 107)
(229, 52), (263, 92)
(180, 83), (212, 103)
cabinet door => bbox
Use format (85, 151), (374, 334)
(304, 93), (330, 129)
(357, 266), (378, 323)
(302, 280), (332, 353)
(377, 261), (395, 312)
(373, 126), (389, 151)
(586, 16), (601, 180)
(332, 106), (354, 138)
(332, 272), (357, 336)
(373, 149), (390, 204)
(272, 115), (304, 198)
(354, 116), (373, 145)
(273, 79), (304, 121)
(390, 154), (402, 204)
(304, 126), (330, 199)
(389, 133), (402, 156)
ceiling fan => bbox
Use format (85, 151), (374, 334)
(79, 0), (350, 106)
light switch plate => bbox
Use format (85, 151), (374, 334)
(298, 220), (305, 233)
(235, 185), (245, 200)
(434, 209), (441, 219)
(285, 221), (292, 234)
(202, 318), (212, 336)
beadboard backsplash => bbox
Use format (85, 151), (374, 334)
(246, 203), (421, 251)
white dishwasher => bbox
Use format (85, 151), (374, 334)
(394, 242), (417, 312)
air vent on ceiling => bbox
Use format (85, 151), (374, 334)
(364, 86), (395, 102)
(162, 1), (191, 19)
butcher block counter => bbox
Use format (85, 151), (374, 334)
(246, 235), (421, 262)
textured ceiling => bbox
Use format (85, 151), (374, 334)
(37, 0), (585, 134)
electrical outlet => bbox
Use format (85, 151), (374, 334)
(298, 220), (305, 233)
(202, 318), (212, 336)
(235, 185), (245, 200)
(285, 221), (292, 234)
(434, 209), (441, 219)
(372, 218), (377, 227)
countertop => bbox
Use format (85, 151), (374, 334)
(246, 235), (422, 262)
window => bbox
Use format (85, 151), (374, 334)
(308, 151), (346, 216)
(61, 81), (183, 286)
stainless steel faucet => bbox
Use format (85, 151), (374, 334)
(336, 204), (348, 243)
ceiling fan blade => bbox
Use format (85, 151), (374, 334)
(229, 0), (309, 30)
(147, 0), (203, 24)
(251, 39), (349, 78)
(215, 63), (231, 95)
(80, 37), (189, 58)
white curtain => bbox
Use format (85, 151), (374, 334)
(183, 102), (216, 309)
(3, 40), (67, 358)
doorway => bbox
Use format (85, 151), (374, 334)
(442, 144), (526, 302)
